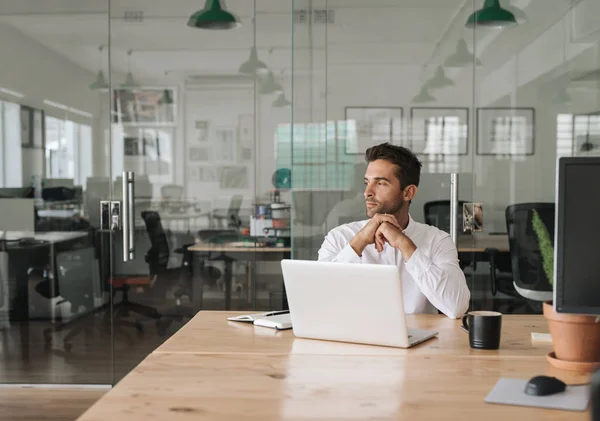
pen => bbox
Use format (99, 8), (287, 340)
(264, 310), (290, 317)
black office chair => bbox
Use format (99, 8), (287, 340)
(505, 203), (555, 308)
(38, 245), (98, 350)
(423, 200), (473, 269)
(44, 211), (195, 350)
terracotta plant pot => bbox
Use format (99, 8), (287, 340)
(543, 301), (600, 363)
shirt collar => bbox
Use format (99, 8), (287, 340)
(403, 214), (417, 237)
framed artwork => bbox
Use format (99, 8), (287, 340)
(194, 120), (208, 142)
(344, 106), (403, 154)
(215, 127), (237, 162)
(410, 107), (468, 155)
(572, 112), (600, 155)
(218, 165), (248, 189)
(32, 109), (45, 148)
(189, 146), (210, 161)
(238, 114), (254, 145)
(112, 88), (176, 125)
(476, 107), (535, 156)
(188, 166), (217, 182)
(20, 106), (32, 147)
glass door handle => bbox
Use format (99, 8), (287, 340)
(122, 171), (135, 261)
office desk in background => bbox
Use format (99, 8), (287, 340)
(456, 233), (509, 253)
(76, 311), (591, 421)
(188, 243), (291, 310)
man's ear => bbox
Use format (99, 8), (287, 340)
(404, 185), (418, 202)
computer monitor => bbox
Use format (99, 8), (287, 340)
(554, 157), (600, 315)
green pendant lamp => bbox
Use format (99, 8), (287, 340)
(121, 50), (139, 89)
(259, 70), (283, 95)
(240, 46), (268, 76)
(444, 39), (482, 67)
(187, 0), (241, 30)
(159, 89), (173, 105)
(427, 66), (454, 89)
(89, 45), (109, 91)
(465, 0), (518, 28)
(412, 87), (436, 103)
(89, 70), (109, 91)
(273, 92), (291, 107)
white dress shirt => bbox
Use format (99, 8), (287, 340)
(317, 214), (470, 319)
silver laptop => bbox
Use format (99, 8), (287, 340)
(280, 259), (438, 348)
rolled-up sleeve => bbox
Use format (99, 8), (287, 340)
(317, 231), (362, 263)
(404, 234), (470, 319)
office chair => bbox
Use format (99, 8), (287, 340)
(423, 200), (474, 269)
(423, 200), (467, 234)
(505, 203), (554, 305)
(38, 245), (98, 351)
(43, 211), (195, 350)
(212, 195), (243, 228)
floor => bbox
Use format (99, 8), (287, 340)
(0, 387), (106, 421)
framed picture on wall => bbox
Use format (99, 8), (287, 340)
(344, 106), (403, 154)
(238, 114), (254, 145)
(476, 107), (535, 156)
(572, 112), (600, 155)
(112, 88), (176, 125)
(20, 106), (32, 147)
(32, 109), (45, 148)
(215, 127), (237, 162)
(194, 120), (208, 142)
(410, 107), (468, 155)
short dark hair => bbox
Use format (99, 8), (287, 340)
(365, 142), (422, 189)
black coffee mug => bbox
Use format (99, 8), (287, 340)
(462, 311), (502, 350)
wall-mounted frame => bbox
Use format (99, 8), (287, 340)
(476, 107), (535, 156)
(20, 106), (45, 149)
(112, 87), (176, 126)
(344, 106), (403, 154)
(410, 107), (468, 155)
(572, 111), (600, 155)
(20, 105), (32, 147)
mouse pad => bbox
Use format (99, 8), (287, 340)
(484, 378), (590, 411)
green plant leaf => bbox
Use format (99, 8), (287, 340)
(531, 208), (554, 285)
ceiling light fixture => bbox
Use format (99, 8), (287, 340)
(411, 87), (436, 103)
(159, 73), (174, 105)
(121, 50), (139, 89)
(89, 45), (109, 91)
(465, 0), (518, 28)
(273, 92), (291, 107)
(444, 39), (482, 67)
(187, 0), (241, 30)
(427, 66), (454, 89)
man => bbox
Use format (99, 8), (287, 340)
(318, 143), (470, 319)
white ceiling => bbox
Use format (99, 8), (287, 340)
(0, 0), (594, 89)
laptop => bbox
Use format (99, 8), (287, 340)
(280, 259), (438, 348)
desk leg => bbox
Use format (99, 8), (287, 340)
(224, 260), (232, 310)
(191, 253), (204, 312)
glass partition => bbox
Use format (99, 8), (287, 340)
(471, 0), (600, 313)
(291, 0), (600, 315)
(0, 1), (112, 384)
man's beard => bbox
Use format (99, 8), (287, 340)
(365, 197), (406, 218)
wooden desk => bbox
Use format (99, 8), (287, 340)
(457, 234), (509, 253)
(155, 311), (554, 357)
(76, 311), (591, 421)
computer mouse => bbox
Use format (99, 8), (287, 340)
(524, 375), (567, 396)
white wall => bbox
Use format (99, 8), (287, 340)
(0, 22), (106, 185)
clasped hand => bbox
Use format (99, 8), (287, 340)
(352, 213), (406, 254)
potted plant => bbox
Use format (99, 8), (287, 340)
(532, 209), (600, 366)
